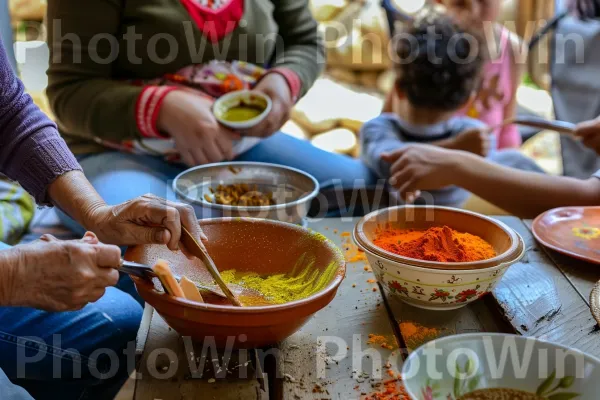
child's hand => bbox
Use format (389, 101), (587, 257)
(452, 128), (492, 157)
(381, 145), (462, 202)
(575, 117), (600, 156)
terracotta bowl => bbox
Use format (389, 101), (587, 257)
(124, 218), (345, 349)
(353, 206), (525, 310)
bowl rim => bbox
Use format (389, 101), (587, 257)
(354, 228), (525, 275)
(172, 161), (320, 212)
(130, 217), (346, 314)
(213, 89), (273, 129)
(354, 206), (521, 270)
(402, 332), (600, 399)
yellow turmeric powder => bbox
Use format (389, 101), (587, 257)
(220, 254), (339, 306)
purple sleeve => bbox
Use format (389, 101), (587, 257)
(0, 38), (81, 205)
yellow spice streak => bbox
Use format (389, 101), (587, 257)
(220, 255), (339, 305)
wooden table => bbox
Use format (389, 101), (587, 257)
(128, 216), (600, 400)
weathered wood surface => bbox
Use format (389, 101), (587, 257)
(523, 219), (600, 305)
(494, 217), (599, 356)
(276, 218), (402, 400)
(382, 216), (600, 358)
(134, 312), (266, 400)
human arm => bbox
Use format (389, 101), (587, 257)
(497, 31), (526, 149)
(0, 233), (121, 311)
(574, 116), (600, 155)
(360, 116), (409, 178)
(383, 145), (600, 218)
(47, 170), (205, 249)
(244, 0), (324, 137)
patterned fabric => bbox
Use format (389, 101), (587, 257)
(0, 178), (35, 245)
(126, 60), (268, 160)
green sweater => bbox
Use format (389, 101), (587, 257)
(46, 0), (324, 153)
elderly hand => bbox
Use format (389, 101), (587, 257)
(243, 73), (293, 138)
(83, 193), (206, 253)
(575, 117), (600, 155)
(382, 145), (463, 202)
(1, 232), (120, 311)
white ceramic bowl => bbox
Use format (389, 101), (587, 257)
(213, 90), (272, 130)
(402, 333), (600, 400)
(353, 206), (525, 310)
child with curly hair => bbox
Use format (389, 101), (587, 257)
(361, 7), (541, 206)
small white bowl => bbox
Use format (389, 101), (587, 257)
(213, 90), (272, 130)
(402, 333), (600, 400)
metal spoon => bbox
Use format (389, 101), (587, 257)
(120, 260), (269, 306)
(119, 260), (228, 298)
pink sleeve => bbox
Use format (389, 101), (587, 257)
(135, 86), (179, 139)
(497, 124), (522, 149)
(266, 68), (302, 103)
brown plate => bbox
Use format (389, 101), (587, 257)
(592, 281), (600, 326)
(532, 207), (600, 265)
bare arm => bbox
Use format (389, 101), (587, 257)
(453, 153), (600, 217)
(497, 31), (526, 148)
(385, 145), (600, 218)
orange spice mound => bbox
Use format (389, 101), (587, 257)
(373, 226), (496, 263)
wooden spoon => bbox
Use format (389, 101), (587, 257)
(179, 226), (244, 307)
(120, 260), (267, 305)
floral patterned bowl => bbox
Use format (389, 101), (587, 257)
(402, 333), (600, 400)
(353, 206), (525, 310)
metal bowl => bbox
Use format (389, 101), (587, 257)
(172, 162), (319, 225)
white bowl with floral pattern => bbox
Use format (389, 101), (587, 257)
(402, 333), (600, 400)
(353, 206), (525, 311)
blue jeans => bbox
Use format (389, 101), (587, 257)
(0, 243), (143, 400)
(58, 133), (379, 234)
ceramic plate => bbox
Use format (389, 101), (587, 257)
(532, 207), (600, 265)
(592, 281), (600, 326)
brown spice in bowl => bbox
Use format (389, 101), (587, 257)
(204, 183), (276, 207)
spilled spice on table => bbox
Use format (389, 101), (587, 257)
(367, 334), (396, 350)
(341, 231), (368, 263)
(398, 322), (442, 351)
(362, 379), (409, 400)
(374, 225), (496, 262)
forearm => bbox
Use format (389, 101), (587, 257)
(272, 0), (324, 97)
(0, 247), (18, 307)
(47, 170), (106, 231)
(453, 153), (600, 218)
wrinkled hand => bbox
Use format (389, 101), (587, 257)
(84, 194), (206, 255)
(158, 90), (240, 166)
(451, 128), (492, 157)
(6, 232), (120, 311)
(243, 73), (293, 138)
(575, 117), (600, 156)
(381, 145), (462, 202)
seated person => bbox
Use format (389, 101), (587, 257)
(361, 8), (491, 207)
(361, 7), (541, 207)
(384, 144), (600, 218)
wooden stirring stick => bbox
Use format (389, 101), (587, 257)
(180, 226), (243, 307)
